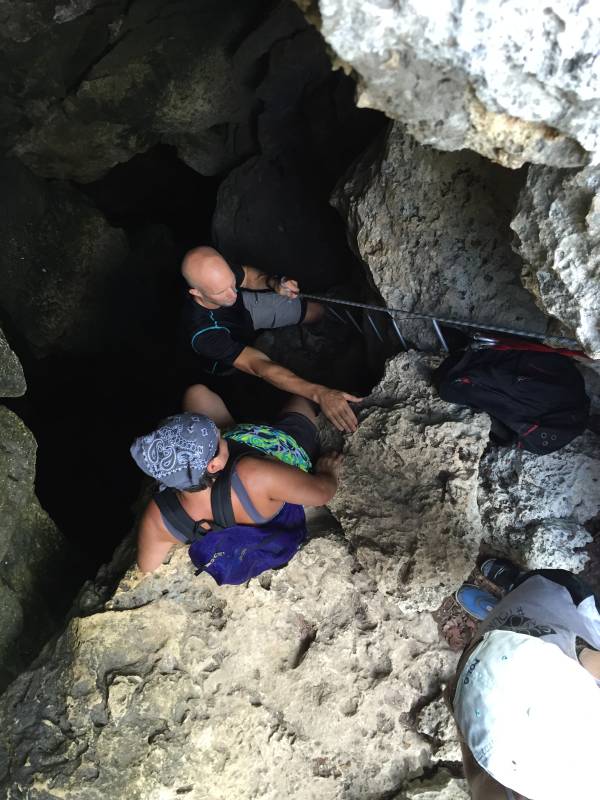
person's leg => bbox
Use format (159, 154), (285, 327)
(279, 393), (318, 422)
(182, 384), (235, 428)
(302, 301), (324, 325)
(274, 394), (320, 464)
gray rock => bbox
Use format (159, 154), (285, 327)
(0, 525), (461, 798)
(0, 406), (69, 688)
(0, 157), (174, 357)
(334, 123), (548, 349)
(478, 429), (600, 572)
(307, 0), (599, 168)
(0, 328), (26, 397)
(9, 0), (267, 182)
(511, 164), (600, 357)
(328, 351), (489, 612)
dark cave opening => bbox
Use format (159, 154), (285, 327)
(4, 106), (389, 579)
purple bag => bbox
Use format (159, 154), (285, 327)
(188, 502), (307, 585)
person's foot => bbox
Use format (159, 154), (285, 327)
(480, 557), (522, 592)
(455, 584), (500, 621)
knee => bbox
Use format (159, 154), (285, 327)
(182, 383), (213, 412)
(302, 302), (324, 325)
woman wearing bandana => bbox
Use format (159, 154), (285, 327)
(130, 386), (341, 572)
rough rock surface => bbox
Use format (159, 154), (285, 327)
(212, 2), (384, 291)
(0, 157), (174, 357)
(308, 0), (599, 168)
(6, 0), (267, 182)
(0, 406), (70, 689)
(328, 351), (489, 612)
(0, 328), (26, 397)
(0, 514), (465, 799)
(511, 164), (600, 357)
(478, 427), (600, 572)
(334, 123), (548, 349)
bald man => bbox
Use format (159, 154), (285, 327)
(180, 247), (361, 432)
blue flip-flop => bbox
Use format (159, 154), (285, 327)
(455, 584), (499, 620)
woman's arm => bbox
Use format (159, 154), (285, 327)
(136, 502), (181, 572)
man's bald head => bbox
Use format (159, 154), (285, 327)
(182, 247), (238, 308)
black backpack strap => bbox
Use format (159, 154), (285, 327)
(154, 487), (210, 543)
(210, 442), (269, 529)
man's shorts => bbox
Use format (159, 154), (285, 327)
(241, 290), (307, 330)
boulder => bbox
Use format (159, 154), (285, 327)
(8, 0), (268, 182)
(0, 327), (26, 397)
(328, 351), (489, 612)
(511, 164), (600, 358)
(478, 427), (600, 572)
(0, 157), (175, 358)
(304, 0), (599, 168)
(0, 406), (69, 688)
(0, 515), (463, 798)
(334, 123), (548, 349)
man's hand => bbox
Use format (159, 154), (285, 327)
(315, 387), (362, 433)
(315, 451), (343, 478)
(275, 276), (299, 299)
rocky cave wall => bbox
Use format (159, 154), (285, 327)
(0, 1), (599, 799)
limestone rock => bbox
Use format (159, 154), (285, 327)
(309, 0), (599, 168)
(0, 406), (69, 688)
(478, 429), (600, 572)
(8, 0), (267, 182)
(213, 2), (384, 291)
(328, 351), (489, 612)
(0, 328), (25, 397)
(334, 123), (547, 349)
(0, 521), (461, 798)
(0, 157), (174, 357)
(511, 164), (600, 358)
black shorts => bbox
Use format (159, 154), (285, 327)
(274, 411), (320, 464)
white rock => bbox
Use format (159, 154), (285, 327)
(313, 0), (600, 167)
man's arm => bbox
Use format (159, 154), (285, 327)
(240, 266), (299, 298)
(233, 345), (361, 432)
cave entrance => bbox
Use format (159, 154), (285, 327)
(5, 111), (388, 580)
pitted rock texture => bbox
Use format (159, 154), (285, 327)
(0, 328), (25, 397)
(0, 406), (70, 688)
(0, 519), (465, 799)
(328, 352), (489, 612)
(309, 0), (599, 168)
(0, 158), (174, 357)
(334, 123), (547, 350)
(7, 0), (266, 182)
(478, 427), (600, 572)
(511, 164), (600, 358)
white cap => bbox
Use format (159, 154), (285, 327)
(453, 630), (600, 799)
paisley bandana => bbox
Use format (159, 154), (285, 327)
(130, 413), (219, 489)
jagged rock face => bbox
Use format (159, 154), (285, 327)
(307, 0), (599, 169)
(334, 123), (547, 348)
(0, 406), (69, 688)
(328, 352), (489, 612)
(0, 518), (465, 799)
(478, 419), (600, 572)
(0, 328), (25, 397)
(511, 164), (600, 358)
(0, 158), (174, 357)
(4, 0), (266, 182)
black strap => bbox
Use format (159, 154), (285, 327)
(154, 443), (269, 538)
(210, 442), (269, 529)
(154, 488), (210, 543)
